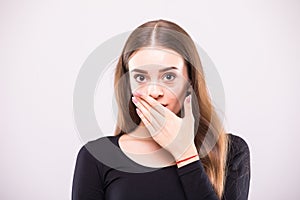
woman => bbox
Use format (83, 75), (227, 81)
(72, 19), (250, 200)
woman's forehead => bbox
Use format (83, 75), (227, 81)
(128, 48), (185, 72)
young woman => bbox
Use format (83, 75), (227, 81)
(72, 19), (250, 200)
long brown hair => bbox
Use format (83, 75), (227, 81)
(113, 19), (228, 199)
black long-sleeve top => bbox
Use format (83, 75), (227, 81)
(72, 133), (250, 200)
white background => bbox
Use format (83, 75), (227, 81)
(1, 0), (299, 199)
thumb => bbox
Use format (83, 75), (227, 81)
(184, 94), (193, 118)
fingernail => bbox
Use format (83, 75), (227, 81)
(132, 96), (138, 103)
(187, 95), (191, 103)
(136, 108), (141, 115)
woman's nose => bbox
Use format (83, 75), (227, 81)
(147, 83), (163, 99)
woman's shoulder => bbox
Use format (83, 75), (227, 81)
(227, 133), (250, 153)
(85, 135), (120, 148)
(226, 133), (250, 170)
(75, 135), (121, 165)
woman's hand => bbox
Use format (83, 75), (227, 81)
(131, 92), (196, 160)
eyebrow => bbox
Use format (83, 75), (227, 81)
(130, 66), (178, 74)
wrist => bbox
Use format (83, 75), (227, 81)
(175, 145), (199, 168)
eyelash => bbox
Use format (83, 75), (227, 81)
(163, 73), (176, 81)
(133, 74), (147, 83)
(133, 73), (176, 83)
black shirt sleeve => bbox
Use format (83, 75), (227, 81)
(222, 134), (251, 200)
(177, 160), (219, 200)
(72, 146), (105, 200)
(176, 134), (250, 200)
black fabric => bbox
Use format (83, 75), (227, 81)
(72, 133), (250, 200)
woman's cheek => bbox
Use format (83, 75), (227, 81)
(130, 82), (147, 94)
(168, 85), (187, 102)
(167, 86), (188, 112)
(135, 86), (148, 95)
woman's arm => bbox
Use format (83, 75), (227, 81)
(175, 134), (250, 200)
(72, 146), (105, 200)
(176, 145), (219, 200)
(177, 160), (220, 200)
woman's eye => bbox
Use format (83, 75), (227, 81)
(134, 74), (147, 83)
(163, 73), (176, 81)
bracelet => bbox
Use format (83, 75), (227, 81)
(175, 154), (199, 164)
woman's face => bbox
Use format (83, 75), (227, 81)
(128, 47), (190, 115)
